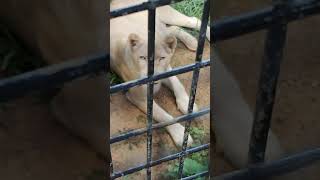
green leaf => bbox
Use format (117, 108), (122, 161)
(183, 158), (207, 176)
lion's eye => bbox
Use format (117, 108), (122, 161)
(139, 56), (146, 60)
(159, 57), (166, 61)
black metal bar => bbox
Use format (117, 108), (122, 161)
(212, 0), (320, 42)
(110, 0), (184, 18)
(111, 143), (209, 179)
(110, 108), (209, 144)
(248, 0), (289, 164)
(178, 0), (210, 178)
(110, 59), (210, 94)
(109, 152), (114, 174)
(0, 53), (107, 102)
(181, 171), (209, 180)
(146, 2), (156, 179)
(215, 148), (320, 180)
(210, 1), (215, 178)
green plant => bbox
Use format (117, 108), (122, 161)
(171, 0), (206, 38)
(109, 71), (123, 85)
(189, 149), (209, 167)
(163, 153), (208, 179)
(171, 0), (204, 19)
(190, 127), (206, 146)
(162, 126), (208, 179)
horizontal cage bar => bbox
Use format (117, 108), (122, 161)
(212, 0), (320, 42)
(181, 171), (209, 180)
(110, 107), (209, 144)
(110, 59), (210, 94)
(110, 0), (184, 18)
(0, 53), (107, 103)
(214, 148), (320, 180)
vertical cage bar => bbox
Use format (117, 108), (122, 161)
(109, 151), (114, 174)
(146, 0), (156, 179)
(248, 0), (289, 164)
(210, 0), (214, 178)
(178, 0), (210, 178)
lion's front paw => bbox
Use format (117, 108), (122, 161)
(206, 27), (210, 41)
(184, 35), (198, 51)
(168, 124), (193, 147)
(177, 96), (199, 114)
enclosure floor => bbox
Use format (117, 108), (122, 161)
(0, 97), (104, 180)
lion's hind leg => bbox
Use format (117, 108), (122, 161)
(158, 6), (210, 41)
(168, 26), (198, 51)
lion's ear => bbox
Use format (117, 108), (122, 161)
(165, 35), (177, 53)
(128, 33), (141, 50)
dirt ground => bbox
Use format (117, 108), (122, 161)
(0, 96), (105, 180)
(212, 0), (320, 179)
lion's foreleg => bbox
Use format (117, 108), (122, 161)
(126, 85), (194, 147)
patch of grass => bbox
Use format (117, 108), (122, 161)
(162, 150), (209, 179)
(109, 71), (123, 85)
(190, 127), (206, 146)
(162, 127), (208, 179)
(189, 149), (209, 167)
(171, 0), (206, 39)
(171, 0), (204, 19)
